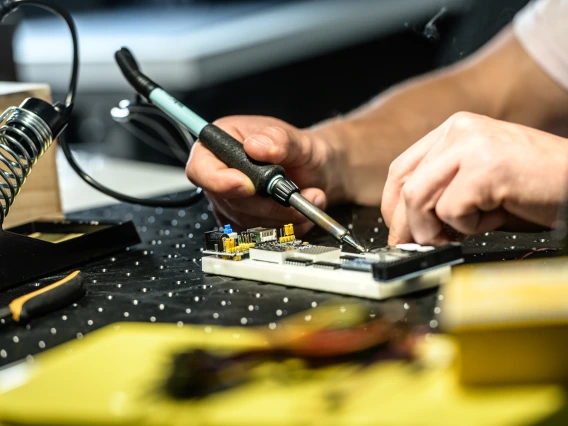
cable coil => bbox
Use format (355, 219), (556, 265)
(0, 106), (53, 224)
(0, 0), (204, 217)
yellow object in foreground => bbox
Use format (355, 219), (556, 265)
(441, 257), (568, 385)
(0, 321), (567, 425)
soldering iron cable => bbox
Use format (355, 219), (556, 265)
(0, 0), (204, 208)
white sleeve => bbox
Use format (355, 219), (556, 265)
(514, 0), (568, 92)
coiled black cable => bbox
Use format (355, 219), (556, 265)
(0, 0), (204, 208)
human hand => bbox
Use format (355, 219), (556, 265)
(186, 116), (346, 235)
(381, 112), (568, 245)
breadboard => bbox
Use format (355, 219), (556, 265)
(202, 256), (452, 300)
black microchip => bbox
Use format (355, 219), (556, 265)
(372, 243), (463, 281)
(285, 257), (313, 266)
(340, 258), (376, 272)
(312, 261), (341, 270)
(204, 231), (226, 251)
(255, 244), (290, 252)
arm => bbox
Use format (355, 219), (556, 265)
(312, 27), (568, 207)
(186, 26), (568, 234)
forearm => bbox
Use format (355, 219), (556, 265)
(309, 27), (568, 206)
(311, 65), (489, 205)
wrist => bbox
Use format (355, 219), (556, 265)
(305, 117), (353, 205)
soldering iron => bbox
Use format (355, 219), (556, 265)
(114, 47), (365, 253)
(0, 0), (363, 252)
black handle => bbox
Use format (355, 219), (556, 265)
(199, 124), (285, 197)
(115, 47), (160, 99)
(10, 271), (85, 322)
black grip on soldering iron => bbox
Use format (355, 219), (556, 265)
(115, 47), (160, 99)
(15, 271), (85, 323)
(199, 124), (286, 197)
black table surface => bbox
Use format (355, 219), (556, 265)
(0, 195), (561, 367)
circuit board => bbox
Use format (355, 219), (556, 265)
(201, 224), (464, 300)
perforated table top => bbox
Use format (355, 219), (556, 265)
(0, 195), (560, 367)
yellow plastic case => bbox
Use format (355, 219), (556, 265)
(0, 321), (566, 426)
(440, 257), (568, 385)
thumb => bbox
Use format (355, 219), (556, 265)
(243, 125), (311, 168)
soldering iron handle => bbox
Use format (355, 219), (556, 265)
(115, 47), (286, 197)
(199, 124), (285, 197)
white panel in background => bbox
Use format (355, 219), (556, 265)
(57, 149), (195, 213)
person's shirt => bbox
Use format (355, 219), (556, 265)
(514, 0), (568, 91)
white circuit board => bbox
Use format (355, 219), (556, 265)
(201, 225), (462, 300)
(202, 255), (451, 300)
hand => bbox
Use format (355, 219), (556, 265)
(382, 112), (568, 245)
(186, 116), (346, 234)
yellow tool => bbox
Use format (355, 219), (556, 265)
(0, 271), (84, 323)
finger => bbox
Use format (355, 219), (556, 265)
(402, 150), (460, 245)
(243, 125), (312, 168)
(213, 116), (282, 142)
(211, 118), (249, 141)
(387, 197), (414, 245)
(187, 117), (268, 198)
(382, 124), (448, 227)
(435, 170), (508, 235)
(187, 142), (256, 198)
(292, 221), (316, 237)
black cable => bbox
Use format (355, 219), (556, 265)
(3, 0), (204, 208)
(12, 0), (78, 111)
(60, 132), (203, 208)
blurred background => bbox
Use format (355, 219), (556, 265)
(0, 0), (531, 210)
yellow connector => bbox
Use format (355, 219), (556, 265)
(279, 236), (295, 243)
(225, 238), (236, 252)
(232, 256), (242, 261)
(284, 223), (294, 236)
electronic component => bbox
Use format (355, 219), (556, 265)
(340, 254), (360, 262)
(285, 258), (313, 267)
(202, 222), (464, 298)
(279, 223), (296, 243)
(248, 227), (278, 244)
(203, 223), (305, 262)
(339, 244), (463, 280)
(340, 258), (376, 273)
(372, 243), (463, 281)
(312, 262), (341, 270)
(283, 224), (294, 236)
(249, 244), (298, 264)
(202, 226), (464, 299)
(202, 252), (457, 300)
(204, 230), (226, 251)
(223, 224), (238, 239)
(293, 245), (341, 262)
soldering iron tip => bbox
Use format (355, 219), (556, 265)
(342, 234), (366, 253)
